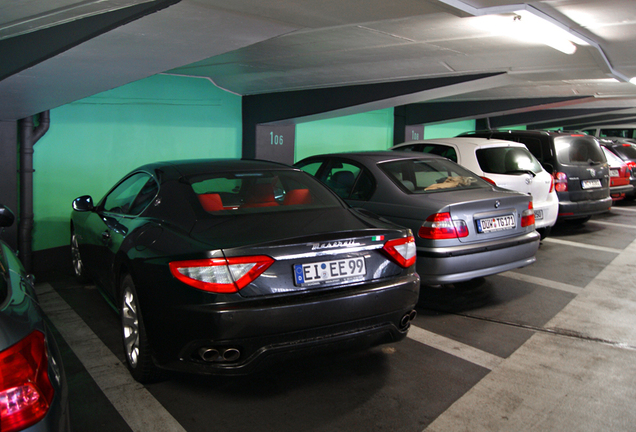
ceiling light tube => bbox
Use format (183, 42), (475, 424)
(437, 0), (633, 82)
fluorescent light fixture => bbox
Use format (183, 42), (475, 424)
(470, 10), (586, 55)
(439, 0), (633, 82)
(512, 10), (587, 55)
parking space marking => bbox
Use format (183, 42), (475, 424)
(35, 283), (187, 432)
(610, 206), (636, 213)
(542, 237), (622, 253)
(587, 219), (636, 229)
(407, 325), (504, 370)
(500, 271), (584, 294)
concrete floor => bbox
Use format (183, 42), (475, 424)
(36, 200), (636, 432)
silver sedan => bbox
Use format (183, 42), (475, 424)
(295, 152), (540, 285)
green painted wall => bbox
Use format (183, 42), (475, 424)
(295, 108), (394, 162)
(423, 120), (476, 139)
(33, 74), (242, 251)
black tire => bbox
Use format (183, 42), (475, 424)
(120, 274), (164, 383)
(537, 226), (552, 240)
(565, 216), (591, 225)
(70, 229), (90, 283)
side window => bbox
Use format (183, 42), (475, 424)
(350, 168), (375, 201)
(393, 145), (417, 152)
(324, 162), (362, 199)
(296, 161), (324, 176)
(103, 173), (157, 215)
(422, 145), (458, 162)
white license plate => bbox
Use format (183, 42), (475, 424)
(477, 215), (516, 233)
(610, 169), (619, 177)
(534, 209), (543, 220)
(294, 257), (366, 286)
(581, 179), (602, 189)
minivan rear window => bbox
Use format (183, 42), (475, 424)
(554, 136), (605, 165)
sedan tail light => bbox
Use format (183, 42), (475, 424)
(382, 236), (416, 268)
(549, 175), (555, 193)
(418, 212), (468, 240)
(480, 176), (497, 186)
(553, 172), (568, 192)
(0, 330), (54, 432)
(521, 201), (535, 228)
(170, 256), (275, 293)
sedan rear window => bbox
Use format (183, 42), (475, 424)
(190, 170), (343, 213)
(554, 136), (606, 165)
(476, 147), (543, 175)
(380, 158), (490, 194)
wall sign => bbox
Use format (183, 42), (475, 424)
(255, 124), (296, 165)
(405, 125), (424, 142)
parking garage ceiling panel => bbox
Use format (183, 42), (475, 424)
(1, 0), (636, 127)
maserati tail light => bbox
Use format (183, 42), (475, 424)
(170, 256), (275, 293)
(521, 201), (535, 228)
(382, 236), (416, 268)
(554, 172), (568, 192)
(418, 212), (468, 239)
(0, 331), (54, 432)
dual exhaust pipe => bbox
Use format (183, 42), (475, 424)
(198, 310), (417, 362)
(198, 347), (241, 363)
(400, 309), (417, 330)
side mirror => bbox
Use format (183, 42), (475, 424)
(0, 205), (15, 227)
(73, 195), (95, 212)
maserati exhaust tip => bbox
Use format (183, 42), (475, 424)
(222, 348), (241, 362)
(199, 347), (220, 362)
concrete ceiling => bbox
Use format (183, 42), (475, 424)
(1, 0), (636, 129)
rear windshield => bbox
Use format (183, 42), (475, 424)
(476, 147), (543, 175)
(554, 136), (606, 165)
(380, 158), (490, 194)
(610, 143), (636, 160)
(189, 170), (343, 214)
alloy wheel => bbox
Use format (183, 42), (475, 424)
(71, 232), (84, 277)
(121, 286), (140, 368)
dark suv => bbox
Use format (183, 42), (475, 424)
(459, 130), (611, 223)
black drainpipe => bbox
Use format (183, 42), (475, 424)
(19, 111), (50, 272)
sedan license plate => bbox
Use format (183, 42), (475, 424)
(477, 215), (516, 233)
(581, 179), (602, 189)
(534, 209), (543, 220)
(294, 257), (366, 286)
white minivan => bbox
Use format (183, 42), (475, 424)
(391, 137), (558, 239)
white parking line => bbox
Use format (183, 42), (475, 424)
(407, 325), (504, 370)
(35, 283), (187, 432)
(610, 206), (636, 213)
(542, 237), (622, 253)
(587, 219), (636, 229)
(499, 271), (584, 294)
